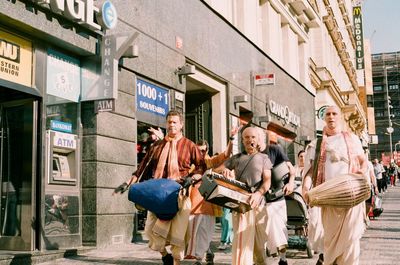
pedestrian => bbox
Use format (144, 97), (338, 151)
(114, 110), (206, 265)
(259, 131), (295, 265)
(186, 130), (238, 265)
(218, 126), (272, 265)
(388, 162), (397, 187)
(381, 161), (388, 192)
(373, 159), (384, 194)
(294, 150), (305, 192)
(218, 207), (233, 250)
(302, 147), (324, 264)
(366, 159), (379, 217)
(302, 105), (367, 265)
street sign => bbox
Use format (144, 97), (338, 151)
(254, 73), (275, 86)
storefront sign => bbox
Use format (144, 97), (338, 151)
(268, 100), (300, 127)
(95, 99), (115, 113)
(136, 79), (169, 117)
(254, 73), (275, 86)
(0, 30), (32, 87)
(97, 1), (118, 30)
(50, 120), (73, 133)
(53, 131), (77, 150)
(353, 6), (364, 70)
(317, 105), (329, 120)
(46, 49), (81, 102)
(81, 32), (139, 101)
(27, 0), (117, 32)
(100, 35), (117, 99)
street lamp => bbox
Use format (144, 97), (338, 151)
(395, 141), (400, 153)
(384, 66), (394, 161)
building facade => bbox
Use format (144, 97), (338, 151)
(206, 0), (368, 141)
(368, 52), (400, 162)
(0, 0), (315, 251)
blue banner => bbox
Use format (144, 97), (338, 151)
(136, 79), (169, 117)
(50, 120), (73, 133)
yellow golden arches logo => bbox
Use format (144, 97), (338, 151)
(353, 6), (362, 16)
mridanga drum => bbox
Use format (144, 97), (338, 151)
(308, 173), (371, 208)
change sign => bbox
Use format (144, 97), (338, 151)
(136, 79), (169, 117)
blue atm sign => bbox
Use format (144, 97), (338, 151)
(136, 79), (169, 117)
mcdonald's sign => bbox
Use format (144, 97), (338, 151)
(353, 6), (364, 70)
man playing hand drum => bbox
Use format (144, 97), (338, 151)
(302, 106), (367, 265)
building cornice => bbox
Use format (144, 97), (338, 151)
(322, 7), (359, 94)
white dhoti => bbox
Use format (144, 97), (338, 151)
(232, 205), (268, 265)
(186, 214), (215, 259)
(266, 199), (288, 255)
(308, 206), (324, 253)
(145, 194), (191, 260)
(322, 203), (365, 265)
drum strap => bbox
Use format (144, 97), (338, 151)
(312, 137), (323, 187)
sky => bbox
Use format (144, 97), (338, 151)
(362, 0), (400, 54)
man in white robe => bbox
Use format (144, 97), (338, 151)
(302, 106), (367, 265)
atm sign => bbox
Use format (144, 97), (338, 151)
(53, 131), (76, 150)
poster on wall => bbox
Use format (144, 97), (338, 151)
(46, 49), (81, 103)
(0, 30), (32, 87)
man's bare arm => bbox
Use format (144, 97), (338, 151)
(283, 161), (295, 195)
(302, 164), (313, 204)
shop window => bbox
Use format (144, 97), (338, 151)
(137, 121), (165, 165)
(46, 103), (78, 135)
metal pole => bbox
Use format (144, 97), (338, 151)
(385, 67), (394, 160)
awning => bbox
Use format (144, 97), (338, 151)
(266, 122), (297, 141)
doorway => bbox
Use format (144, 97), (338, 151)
(185, 70), (227, 155)
(0, 92), (38, 250)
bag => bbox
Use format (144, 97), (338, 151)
(128, 178), (181, 220)
(372, 195), (383, 217)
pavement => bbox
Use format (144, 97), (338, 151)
(6, 185), (400, 265)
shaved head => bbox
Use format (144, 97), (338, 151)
(324, 105), (341, 131)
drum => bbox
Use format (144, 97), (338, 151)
(265, 162), (289, 202)
(308, 173), (371, 208)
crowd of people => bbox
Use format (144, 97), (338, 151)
(113, 106), (393, 265)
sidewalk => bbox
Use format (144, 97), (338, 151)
(359, 184), (400, 265)
(6, 185), (400, 265)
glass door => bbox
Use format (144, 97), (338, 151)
(0, 99), (37, 250)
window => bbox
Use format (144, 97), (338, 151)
(373, 102), (385, 109)
(375, 110), (385, 117)
(373, 85), (383, 92)
(389, 84), (399, 90)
